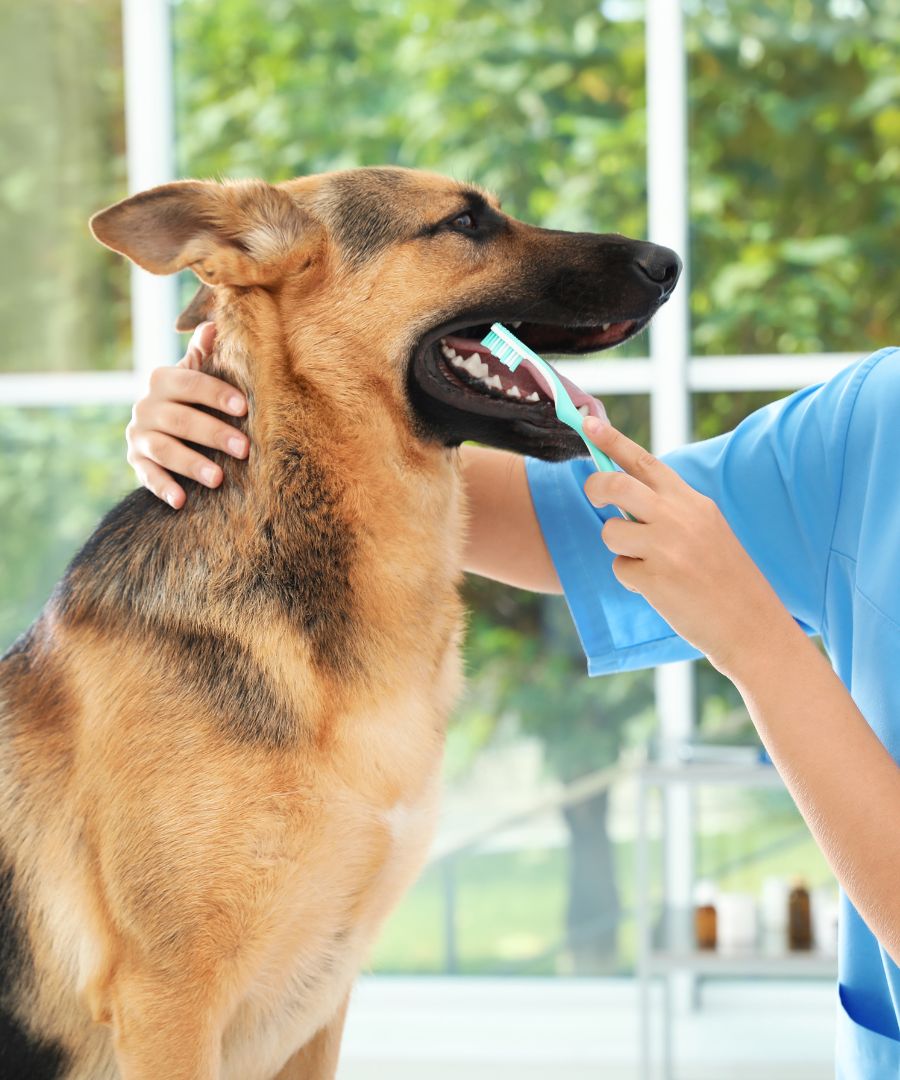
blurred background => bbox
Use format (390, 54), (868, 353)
(2, 1), (898, 1077)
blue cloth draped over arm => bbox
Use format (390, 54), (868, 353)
(525, 352), (879, 675)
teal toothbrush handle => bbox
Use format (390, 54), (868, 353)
(538, 366), (636, 520)
(582, 434), (617, 473)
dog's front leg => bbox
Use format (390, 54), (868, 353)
(272, 993), (350, 1080)
(107, 967), (226, 1080)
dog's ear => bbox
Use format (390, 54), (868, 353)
(175, 284), (215, 333)
(90, 179), (321, 288)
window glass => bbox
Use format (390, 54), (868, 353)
(687, 0), (900, 356)
(0, 0), (130, 373)
(0, 407), (133, 647)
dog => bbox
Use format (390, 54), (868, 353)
(0, 166), (680, 1079)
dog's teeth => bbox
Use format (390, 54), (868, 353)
(526, 392), (540, 402)
(441, 344), (458, 360)
(578, 404), (590, 417)
(510, 321), (522, 328)
(601, 323), (611, 332)
(463, 354), (490, 379)
(483, 374), (503, 390)
(506, 386), (521, 398)
(451, 356), (465, 369)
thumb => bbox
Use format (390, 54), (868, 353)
(180, 321), (217, 370)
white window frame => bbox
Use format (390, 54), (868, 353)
(0, 0), (860, 970)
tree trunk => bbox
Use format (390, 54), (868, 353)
(562, 788), (620, 974)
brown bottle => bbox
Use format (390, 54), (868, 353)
(694, 881), (717, 950)
(788, 878), (813, 951)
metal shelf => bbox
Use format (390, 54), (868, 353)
(635, 757), (837, 1080)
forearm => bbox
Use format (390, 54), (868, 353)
(725, 612), (900, 964)
(580, 417), (900, 962)
(460, 445), (561, 593)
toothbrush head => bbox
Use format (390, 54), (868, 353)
(479, 323), (545, 374)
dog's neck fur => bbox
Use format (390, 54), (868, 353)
(191, 288), (465, 697)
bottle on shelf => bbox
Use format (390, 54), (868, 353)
(788, 877), (813, 951)
(760, 876), (790, 949)
(717, 892), (758, 951)
(694, 880), (718, 950)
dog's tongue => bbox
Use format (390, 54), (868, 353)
(527, 361), (609, 422)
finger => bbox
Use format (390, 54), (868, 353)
(583, 418), (679, 493)
(611, 554), (645, 594)
(584, 469), (656, 522)
(150, 365), (247, 417)
(179, 322), (217, 371)
(132, 456), (187, 509)
(601, 518), (650, 559)
(137, 432), (224, 488)
(156, 402), (248, 458)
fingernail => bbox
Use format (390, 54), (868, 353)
(227, 395), (245, 414)
(583, 417), (606, 437)
(228, 435), (246, 457)
(166, 490), (179, 508)
(201, 465), (219, 486)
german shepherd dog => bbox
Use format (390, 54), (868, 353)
(0, 167), (679, 1079)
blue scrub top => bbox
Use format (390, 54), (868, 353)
(526, 347), (900, 1078)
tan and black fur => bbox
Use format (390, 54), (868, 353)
(0, 167), (679, 1079)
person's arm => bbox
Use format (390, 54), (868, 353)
(460, 446), (561, 593)
(126, 325), (563, 593)
(583, 415), (900, 966)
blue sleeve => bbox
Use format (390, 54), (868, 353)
(525, 350), (894, 676)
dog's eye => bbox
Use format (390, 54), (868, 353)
(450, 212), (476, 231)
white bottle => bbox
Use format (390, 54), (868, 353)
(760, 876), (790, 937)
(717, 892), (758, 951)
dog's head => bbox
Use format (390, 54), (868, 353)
(91, 167), (679, 461)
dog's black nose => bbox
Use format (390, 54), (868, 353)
(634, 243), (682, 293)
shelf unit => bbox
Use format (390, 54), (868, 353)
(635, 760), (837, 1080)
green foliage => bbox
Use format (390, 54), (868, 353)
(0, 408), (133, 646)
(0, 0), (131, 373)
(687, 0), (900, 355)
(173, 0), (648, 235)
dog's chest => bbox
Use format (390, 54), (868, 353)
(222, 768), (442, 1080)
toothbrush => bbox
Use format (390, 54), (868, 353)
(480, 322), (635, 520)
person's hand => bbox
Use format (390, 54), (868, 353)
(582, 417), (792, 678)
(126, 322), (249, 508)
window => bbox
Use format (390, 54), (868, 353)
(2, 0), (895, 979)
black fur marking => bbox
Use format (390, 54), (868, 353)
(321, 169), (422, 266)
(0, 860), (69, 1080)
(163, 623), (300, 750)
(56, 486), (308, 750)
(247, 442), (359, 679)
(0, 628), (34, 666)
(55, 486), (179, 620)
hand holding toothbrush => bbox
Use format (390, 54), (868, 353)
(580, 415), (790, 681)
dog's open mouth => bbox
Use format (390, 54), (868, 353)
(407, 312), (652, 457)
(428, 317), (645, 419)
